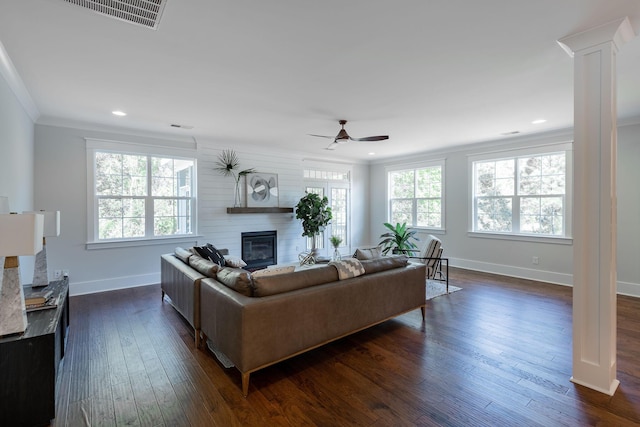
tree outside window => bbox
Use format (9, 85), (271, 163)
(94, 151), (195, 241)
(473, 152), (566, 236)
(388, 164), (443, 229)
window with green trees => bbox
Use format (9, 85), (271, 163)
(472, 151), (567, 236)
(388, 162), (443, 229)
(92, 151), (195, 241)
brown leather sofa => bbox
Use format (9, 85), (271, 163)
(161, 249), (426, 396)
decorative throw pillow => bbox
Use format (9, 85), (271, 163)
(354, 247), (382, 260)
(329, 258), (365, 280)
(224, 255), (247, 269)
(251, 265), (295, 278)
(193, 244), (226, 266)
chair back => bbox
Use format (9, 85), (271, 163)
(421, 235), (442, 279)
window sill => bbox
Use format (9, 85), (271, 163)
(411, 227), (446, 236)
(467, 231), (572, 245)
(86, 235), (203, 250)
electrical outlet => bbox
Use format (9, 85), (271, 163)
(532, 256), (539, 265)
(54, 270), (62, 279)
(63, 270), (69, 278)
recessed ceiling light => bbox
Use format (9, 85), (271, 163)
(368, 152), (376, 156)
(532, 119), (546, 124)
(112, 110), (127, 117)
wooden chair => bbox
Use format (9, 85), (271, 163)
(398, 235), (449, 293)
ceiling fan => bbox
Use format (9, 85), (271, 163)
(309, 120), (389, 150)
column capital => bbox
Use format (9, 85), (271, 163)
(557, 16), (635, 57)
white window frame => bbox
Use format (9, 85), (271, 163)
(468, 142), (573, 244)
(386, 159), (446, 232)
(86, 138), (199, 249)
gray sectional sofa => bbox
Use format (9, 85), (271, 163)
(160, 248), (426, 395)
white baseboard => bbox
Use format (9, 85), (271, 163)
(617, 280), (640, 298)
(451, 257), (573, 286)
(451, 258), (640, 298)
(69, 272), (159, 296)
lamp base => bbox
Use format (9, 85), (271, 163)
(0, 256), (28, 337)
(32, 244), (49, 288)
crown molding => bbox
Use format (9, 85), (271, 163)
(0, 39), (39, 122)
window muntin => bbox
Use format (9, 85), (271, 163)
(93, 150), (195, 241)
(473, 152), (567, 236)
(303, 167), (351, 254)
(388, 164), (443, 229)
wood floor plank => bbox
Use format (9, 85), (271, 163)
(52, 268), (640, 426)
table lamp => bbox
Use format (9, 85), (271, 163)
(24, 210), (60, 287)
(0, 212), (44, 336)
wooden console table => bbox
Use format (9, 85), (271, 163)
(0, 278), (70, 426)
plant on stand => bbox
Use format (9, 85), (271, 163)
(295, 192), (332, 264)
(214, 149), (255, 207)
(379, 222), (419, 255)
(330, 235), (343, 261)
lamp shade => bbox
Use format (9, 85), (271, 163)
(24, 210), (60, 237)
(0, 197), (9, 214)
(0, 213), (44, 256)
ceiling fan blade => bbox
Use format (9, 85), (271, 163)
(308, 134), (336, 139)
(351, 135), (389, 142)
(325, 142), (338, 150)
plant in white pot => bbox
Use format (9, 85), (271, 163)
(295, 192), (332, 258)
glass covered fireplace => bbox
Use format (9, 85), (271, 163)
(241, 231), (277, 270)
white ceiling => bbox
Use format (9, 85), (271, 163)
(1, 0), (639, 162)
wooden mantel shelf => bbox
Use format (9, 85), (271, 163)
(227, 207), (294, 214)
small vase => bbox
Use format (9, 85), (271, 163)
(332, 248), (341, 262)
(233, 180), (242, 207)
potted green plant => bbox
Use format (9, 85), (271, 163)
(379, 222), (419, 255)
(295, 192), (332, 255)
(330, 235), (343, 261)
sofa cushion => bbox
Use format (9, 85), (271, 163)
(224, 255), (247, 269)
(252, 265), (339, 297)
(329, 258), (365, 280)
(217, 267), (254, 296)
(194, 244), (226, 266)
(360, 255), (409, 275)
(174, 247), (192, 264)
(189, 255), (219, 277)
(354, 246), (382, 260)
(252, 265), (295, 278)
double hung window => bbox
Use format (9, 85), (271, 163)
(87, 139), (197, 245)
(387, 161), (444, 230)
(471, 144), (571, 238)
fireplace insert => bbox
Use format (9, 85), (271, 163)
(241, 231), (277, 270)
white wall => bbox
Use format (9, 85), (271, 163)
(0, 70), (36, 281)
(369, 123), (640, 297)
(34, 123), (370, 295)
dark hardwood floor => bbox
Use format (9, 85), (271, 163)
(52, 268), (640, 426)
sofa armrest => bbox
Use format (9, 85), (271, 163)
(161, 254), (205, 330)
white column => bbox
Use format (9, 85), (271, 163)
(558, 17), (635, 396)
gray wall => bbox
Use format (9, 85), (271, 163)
(34, 123), (370, 295)
(0, 71), (36, 281)
(369, 123), (640, 297)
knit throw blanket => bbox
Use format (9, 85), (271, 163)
(329, 258), (365, 280)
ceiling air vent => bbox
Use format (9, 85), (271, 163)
(62, 0), (168, 30)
